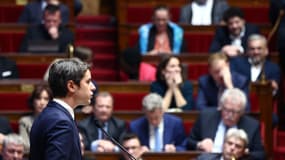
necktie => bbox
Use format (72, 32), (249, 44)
(154, 127), (161, 152)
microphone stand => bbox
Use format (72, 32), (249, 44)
(95, 121), (137, 160)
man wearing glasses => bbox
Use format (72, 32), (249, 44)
(186, 88), (265, 160)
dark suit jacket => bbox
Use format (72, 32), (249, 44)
(18, 1), (69, 24)
(179, 0), (229, 25)
(0, 56), (18, 79)
(196, 153), (253, 160)
(129, 114), (186, 151)
(30, 101), (82, 160)
(230, 56), (281, 84)
(187, 109), (265, 160)
(19, 24), (74, 53)
(77, 116), (127, 150)
(209, 23), (260, 53)
(196, 71), (250, 111)
(0, 116), (13, 134)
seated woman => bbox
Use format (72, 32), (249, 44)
(18, 84), (53, 152)
(150, 55), (194, 112)
(121, 5), (187, 79)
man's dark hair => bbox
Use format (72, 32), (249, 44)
(48, 58), (89, 98)
(44, 4), (60, 14)
(120, 133), (140, 144)
(152, 4), (170, 16)
(223, 7), (244, 22)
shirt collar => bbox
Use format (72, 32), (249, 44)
(53, 98), (75, 120)
(230, 26), (245, 40)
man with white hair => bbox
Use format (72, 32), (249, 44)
(0, 134), (25, 160)
(197, 128), (251, 160)
(187, 88), (265, 159)
(129, 93), (186, 152)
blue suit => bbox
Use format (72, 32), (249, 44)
(18, 1), (69, 24)
(129, 114), (186, 151)
(196, 71), (250, 111)
(230, 56), (281, 84)
(209, 23), (260, 53)
(30, 101), (82, 160)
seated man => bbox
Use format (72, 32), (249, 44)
(19, 4), (74, 53)
(0, 134), (25, 160)
(18, 0), (69, 24)
(130, 93), (186, 152)
(196, 53), (249, 110)
(120, 133), (148, 160)
(209, 7), (260, 57)
(121, 5), (187, 79)
(179, 0), (229, 25)
(78, 92), (127, 152)
(197, 128), (252, 160)
(0, 56), (19, 79)
(187, 88), (265, 160)
(230, 34), (281, 92)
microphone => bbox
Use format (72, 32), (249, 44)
(94, 120), (137, 160)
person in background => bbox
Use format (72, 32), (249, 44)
(196, 53), (249, 111)
(29, 58), (96, 159)
(130, 93), (186, 152)
(120, 133), (148, 160)
(197, 128), (252, 160)
(0, 134), (25, 160)
(0, 56), (19, 79)
(187, 88), (265, 160)
(18, 84), (53, 152)
(0, 116), (13, 154)
(121, 5), (187, 80)
(209, 7), (260, 57)
(19, 4), (74, 53)
(18, 0), (69, 24)
(179, 0), (229, 25)
(150, 55), (194, 111)
(78, 92), (127, 152)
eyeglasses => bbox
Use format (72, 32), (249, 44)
(222, 107), (241, 115)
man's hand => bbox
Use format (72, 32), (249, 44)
(197, 138), (213, 152)
(164, 144), (176, 152)
(48, 26), (59, 39)
(220, 67), (233, 89)
(97, 140), (116, 152)
(221, 45), (241, 57)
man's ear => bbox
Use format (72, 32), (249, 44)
(67, 80), (77, 93)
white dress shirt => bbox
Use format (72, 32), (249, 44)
(191, 0), (213, 25)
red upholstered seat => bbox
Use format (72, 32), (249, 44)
(111, 92), (147, 111)
(0, 32), (24, 52)
(0, 5), (24, 23)
(0, 92), (29, 111)
(184, 32), (214, 53)
(17, 63), (49, 79)
(187, 63), (208, 81)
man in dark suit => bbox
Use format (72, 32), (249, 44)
(18, 0), (69, 24)
(196, 53), (249, 111)
(0, 116), (13, 148)
(230, 34), (281, 91)
(209, 7), (260, 57)
(0, 56), (18, 79)
(19, 4), (74, 53)
(78, 92), (127, 152)
(130, 93), (186, 152)
(197, 128), (252, 160)
(187, 88), (265, 160)
(29, 58), (96, 160)
(179, 0), (229, 25)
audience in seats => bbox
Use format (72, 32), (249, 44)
(269, 0), (285, 72)
(209, 7), (260, 57)
(179, 0), (229, 25)
(129, 93), (187, 152)
(0, 134), (25, 160)
(187, 88), (265, 160)
(197, 128), (252, 160)
(121, 5), (186, 80)
(196, 53), (249, 111)
(120, 133), (148, 160)
(0, 56), (19, 79)
(150, 55), (194, 111)
(0, 116), (13, 152)
(18, 0), (70, 24)
(19, 4), (74, 53)
(230, 34), (281, 92)
(18, 84), (53, 153)
(77, 92), (127, 152)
